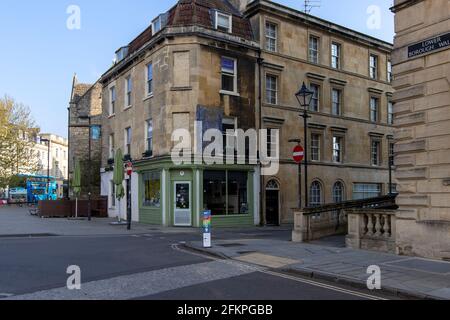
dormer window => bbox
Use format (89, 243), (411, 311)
(215, 11), (232, 33)
(152, 13), (168, 35)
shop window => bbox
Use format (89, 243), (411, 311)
(143, 171), (161, 207)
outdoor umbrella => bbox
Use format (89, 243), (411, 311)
(113, 148), (125, 223)
(72, 159), (81, 218)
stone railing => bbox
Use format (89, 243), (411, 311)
(346, 209), (397, 254)
(292, 195), (397, 243)
(292, 209), (347, 242)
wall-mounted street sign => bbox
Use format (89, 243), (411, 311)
(408, 33), (450, 59)
(203, 210), (212, 248)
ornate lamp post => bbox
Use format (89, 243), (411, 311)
(295, 82), (314, 208)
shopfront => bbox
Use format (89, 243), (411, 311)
(134, 158), (259, 228)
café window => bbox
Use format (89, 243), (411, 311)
(203, 170), (248, 216)
(142, 171), (161, 207)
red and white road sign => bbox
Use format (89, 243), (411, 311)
(293, 145), (305, 163)
(126, 162), (133, 176)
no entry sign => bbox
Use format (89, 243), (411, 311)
(293, 145), (304, 164)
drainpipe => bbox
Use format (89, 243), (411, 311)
(257, 50), (264, 226)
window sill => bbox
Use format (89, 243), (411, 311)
(108, 114), (116, 119)
(143, 94), (154, 101)
(171, 86), (192, 91)
(220, 90), (240, 97)
(123, 105), (133, 111)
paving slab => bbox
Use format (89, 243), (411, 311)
(186, 238), (450, 300)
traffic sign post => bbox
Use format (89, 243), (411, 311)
(293, 145), (304, 208)
(203, 210), (212, 248)
(126, 161), (133, 230)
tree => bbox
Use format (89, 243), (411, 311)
(0, 96), (40, 188)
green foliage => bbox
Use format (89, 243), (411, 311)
(0, 96), (40, 188)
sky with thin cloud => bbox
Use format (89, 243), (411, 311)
(0, 0), (394, 137)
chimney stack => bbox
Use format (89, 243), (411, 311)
(228, 0), (250, 12)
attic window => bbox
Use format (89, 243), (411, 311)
(152, 13), (168, 35)
(215, 11), (232, 33)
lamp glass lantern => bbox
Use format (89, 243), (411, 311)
(295, 82), (314, 110)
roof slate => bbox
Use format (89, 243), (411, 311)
(127, 0), (253, 56)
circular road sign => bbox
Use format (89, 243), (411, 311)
(293, 145), (304, 164)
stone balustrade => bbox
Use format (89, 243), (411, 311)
(346, 209), (397, 253)
(292, 209), (347, 242)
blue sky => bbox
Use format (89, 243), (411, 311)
(0, 0), (394, 138)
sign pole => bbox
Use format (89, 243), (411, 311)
(203, 210), (212, 248)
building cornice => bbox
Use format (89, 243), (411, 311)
(390, 0), (424, 13)
(245, 0), (393, 52)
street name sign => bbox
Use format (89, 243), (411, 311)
(408, 33), (450, 59)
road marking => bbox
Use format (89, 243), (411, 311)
(262, 270), (386, 300)
(176, 244), (388, 301)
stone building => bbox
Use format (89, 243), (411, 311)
(33, 134), (68, 198)
(246, 0), (395, 225)
(68, 75), (103, 199)
(391, 0), (450, 259)
(99, 0), (394, 227)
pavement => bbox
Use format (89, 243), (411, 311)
(186, 238), (450, 300)
(0, 205), (448, 300)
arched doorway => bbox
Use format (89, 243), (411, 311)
(266, 179), (280, 226)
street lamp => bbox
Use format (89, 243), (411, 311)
(79, 115), (92, 221)
(40, 137), (51, 200)
(295, 82), (314, 208)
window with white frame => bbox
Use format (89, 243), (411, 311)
(309, 36), (319, 64)
(331, 88), (342, 116)
(125, 127), (132, 156)
(370, 97), (379, 123)
(311, 133), (321, 161)
(146, 119), (153, 155)
(332, 136), (343, 163)
(109, 86), (116, 115)
(331, 42), (341, 69)
(265, 74), (278, 105)
(266, 128), (278, 158)
(310, 84), (320, 112)
(387, 60), (393, 83)
(109, 134), (115, 159)
(146, 63), (153, 96)
(310, 181), (323, 207)
(370, 54), (378, 79)
(221, 57), (237, 94)
(125, 76), (132, 107)
(215, 11), (232, 33)
(353, 183), (382, 200)
(265, 22), (277, 52)
(388, 101), (394, 125)
(371, 139), (381, 166)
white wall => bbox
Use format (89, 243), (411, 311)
(101, 171), (139, 222)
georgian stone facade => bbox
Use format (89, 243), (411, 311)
(98, 0), (394, 227)
(246, 0), (394, 224)
(391, 0), (450, 259)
